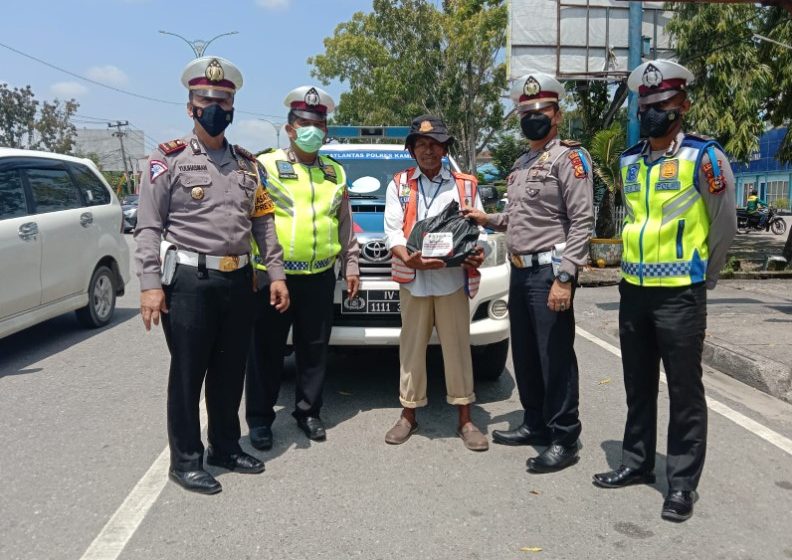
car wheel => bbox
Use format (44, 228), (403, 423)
(472, 339), (509, 381)
(76, 266), (116, 328)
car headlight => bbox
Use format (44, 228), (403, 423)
(481, 233), (506, 267)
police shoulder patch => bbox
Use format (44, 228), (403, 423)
(149, 159), (168, 182)
(158, 139), (186, 155)
(702, 160), (727, 195)
(256, 147), (276, 157)
(567, 149), (589, 179)
(234, 144), (257, 162)
(560, 139), (582, 148)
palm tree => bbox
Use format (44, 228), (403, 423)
(588, 122), (626, 239)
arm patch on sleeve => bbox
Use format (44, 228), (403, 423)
(702, 149), (727, 195)
(567, 149), (589, 179)
(150, 160), (168, 182)
(250, 186), (276, 218)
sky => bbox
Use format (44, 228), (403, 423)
(0, 0), (379, 156)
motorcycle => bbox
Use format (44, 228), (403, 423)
(736, 206), (787, 235)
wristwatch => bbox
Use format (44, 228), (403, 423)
(556, 271), (573, 284)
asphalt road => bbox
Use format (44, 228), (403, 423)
(2, 236), (791, 560)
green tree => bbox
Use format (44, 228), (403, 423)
(667, 4), (772, 162)
(488, 114), (524, 177)
(588, 122), (626, 239)
(310, 0), (508, 172)
(0, 83), (79, 154)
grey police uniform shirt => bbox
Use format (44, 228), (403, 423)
(486, 137), (594, 276)
(646, 132), (737, 289)
(134, 133), (285, 291)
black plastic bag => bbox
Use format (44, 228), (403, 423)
(406, 200), (480, 267)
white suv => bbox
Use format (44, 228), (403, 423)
(0, 148), (130, 338)
(320, 143), (510, 380)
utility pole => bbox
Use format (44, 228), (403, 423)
(259, 119), (284, 148)
(627, 1), (643, 146)
(108, 121), (132, 193)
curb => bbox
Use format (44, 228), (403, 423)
(606, 328), (792, 404)
(721, 271), (792, 280)
(702, 335), (792, 404)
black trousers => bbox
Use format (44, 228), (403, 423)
(619, 280), (708, 491)
(245, 268), (336, 428)
(508, 264), (581, 446)
(162, 264), (255, 471)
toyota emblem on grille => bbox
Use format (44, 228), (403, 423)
(363, 240), (390, 262)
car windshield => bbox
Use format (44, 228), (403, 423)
(322, 149), (450, 198)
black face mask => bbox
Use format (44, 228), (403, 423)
(192, 103), (234, 137)
(520, 113), (553, 141)
(639, 106), (681, 138)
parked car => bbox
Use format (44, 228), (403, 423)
(318, 143), (511, 380)
(122, 195), (139, 233)
(0, 148), (130, 338)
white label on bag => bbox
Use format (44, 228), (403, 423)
(422, 232), (454, 257)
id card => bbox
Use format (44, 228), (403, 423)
(421, 232), (454, 258)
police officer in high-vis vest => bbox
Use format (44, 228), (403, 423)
(464, 73), (594, 472)
(245, 86), (360, 448)
(592, 60), (737, 522)
(135, 56), (289, 495)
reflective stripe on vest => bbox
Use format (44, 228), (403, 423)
(390, 167), (480, 298)
(619, 137), (717, 287)
(251, 149), (346, 275)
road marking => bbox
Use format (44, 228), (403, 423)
(79, 401), (208, 560)
(576, 326), (792, 457)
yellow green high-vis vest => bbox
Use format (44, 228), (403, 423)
(252, 148), (347, 275)
(619, 135), (723, 287)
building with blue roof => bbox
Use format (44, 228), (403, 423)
(730, 127), (792, 210)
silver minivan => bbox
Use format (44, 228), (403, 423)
(0, 148), (130, 338)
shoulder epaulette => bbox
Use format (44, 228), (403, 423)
(255, 147), (277, 157)
(560, 139), (582, 148)
(621, 140), (646, 157)
(158, 139), (186, 155)
(234, 145), (257, 161)
(686, 132), (714, 142)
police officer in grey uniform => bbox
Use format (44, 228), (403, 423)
(135, 56), (290, 495)
(464, 72), (593, 473)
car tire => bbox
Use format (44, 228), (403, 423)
(76, 266), (116, 328)
(472, 339), (509, 381)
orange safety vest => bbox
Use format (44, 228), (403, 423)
(391, 167), (481, 298)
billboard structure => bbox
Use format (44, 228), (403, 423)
(508, 0), (676, 82)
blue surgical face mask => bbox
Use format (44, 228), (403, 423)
(294, 125), (326, 153)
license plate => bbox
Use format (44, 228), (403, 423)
(341, 289), (401, 314)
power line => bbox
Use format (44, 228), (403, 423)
(0, 40), (283, 119)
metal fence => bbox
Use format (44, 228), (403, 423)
(593, 205), (626, 237)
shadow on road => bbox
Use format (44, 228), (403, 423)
(238, 346), (517, 465)
(0, 308), (139, 378)
(599, 439), (669, 496)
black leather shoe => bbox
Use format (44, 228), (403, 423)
(249, 426), (273, 451)
(206, 450), (265, 474)
(295, 416), (326, 441)
(492, 424), (550, 446)
(662, 490), (698, 522)
(592, 465), (656, 489)
(168, 469), (222, 495)
(526, 442), (579, 473)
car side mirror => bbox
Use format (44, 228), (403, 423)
(478, 185), (498, 203)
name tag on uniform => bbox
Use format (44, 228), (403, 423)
(655, 181), (681, 191)
(422, 232), (453, 258)
(276, 160), (297, 179)
(624, 183), (641, 194)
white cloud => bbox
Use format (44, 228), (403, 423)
(256, 0), (291, 9)
(232, 119), (286, 151)
(50, 81), (89, 97)
(86, 65), (129, 86)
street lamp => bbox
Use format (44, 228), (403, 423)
(158, 30), (239, 58)
(259, 119), (284, 148)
